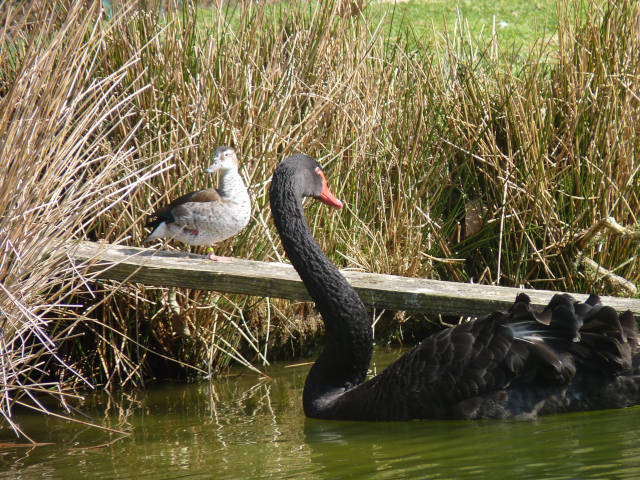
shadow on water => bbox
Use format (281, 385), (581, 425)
(2, 349), (640, 479)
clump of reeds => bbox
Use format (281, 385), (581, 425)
(429, 0), (640, 292)
(0, 1), (172, 439)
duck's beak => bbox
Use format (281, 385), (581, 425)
(205, 163), (220, 173)
(315, 168), (344, 209)
(205, 153), (222, 173)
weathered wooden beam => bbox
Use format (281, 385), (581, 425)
(69, 241), (640, 319)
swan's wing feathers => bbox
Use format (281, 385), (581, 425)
(411, 295), (595, 406)
(471, 345), (495, 371)
(538, 294), (583, 342)
(544, 293), (577, 312)
(574, 305), (637, 372)
(586, 293), (601, 306)
(514, 292), (532, 305)
(621, 310), (639, 348)
(451, 329), (474, 359)
(435, 327), (475, 365)
(581, 305), (620, 333)
(551, 305), (582, 342)
(398, 315), (519, 404)
(337, 294), (639, 420)
(504, 341), (529, 373)
(515, 296), (638, 379)
(522, 339), (576, 382)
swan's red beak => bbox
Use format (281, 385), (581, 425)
(315, 167), (344, 209)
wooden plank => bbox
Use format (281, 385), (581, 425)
(69, 241), (640, 319)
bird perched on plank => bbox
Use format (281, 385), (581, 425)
(143, 145), (251, 261)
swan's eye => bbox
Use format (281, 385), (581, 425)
(314, 166), (327, 185)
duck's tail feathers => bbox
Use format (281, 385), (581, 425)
(142, 221), (167, 243)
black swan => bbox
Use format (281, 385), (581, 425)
(269, 154), (640, 420)
(144, 146), (250, 261)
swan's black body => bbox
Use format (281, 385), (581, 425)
(270, 154), (640, 420)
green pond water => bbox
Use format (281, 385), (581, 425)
(2, 349), (640, 479)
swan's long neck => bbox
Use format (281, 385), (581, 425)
(271, 178), (373, 417)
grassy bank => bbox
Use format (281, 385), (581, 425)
(199, 0), (561, 51)
(1, 0), (639, 439)
(366, 0), (560, 49)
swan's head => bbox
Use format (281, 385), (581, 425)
(271, 154), (343, 209)
(206, 145), (238, 173)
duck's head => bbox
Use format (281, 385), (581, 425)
(206, 145), (238, 173)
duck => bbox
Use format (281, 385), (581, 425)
(144, 146), (251, 261)
(268, 153), (640, 420)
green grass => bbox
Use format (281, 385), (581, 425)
(369, 0), (559, 49)
(199, 0), (564, 53)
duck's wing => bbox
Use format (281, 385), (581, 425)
(146, 188), (222, 229)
